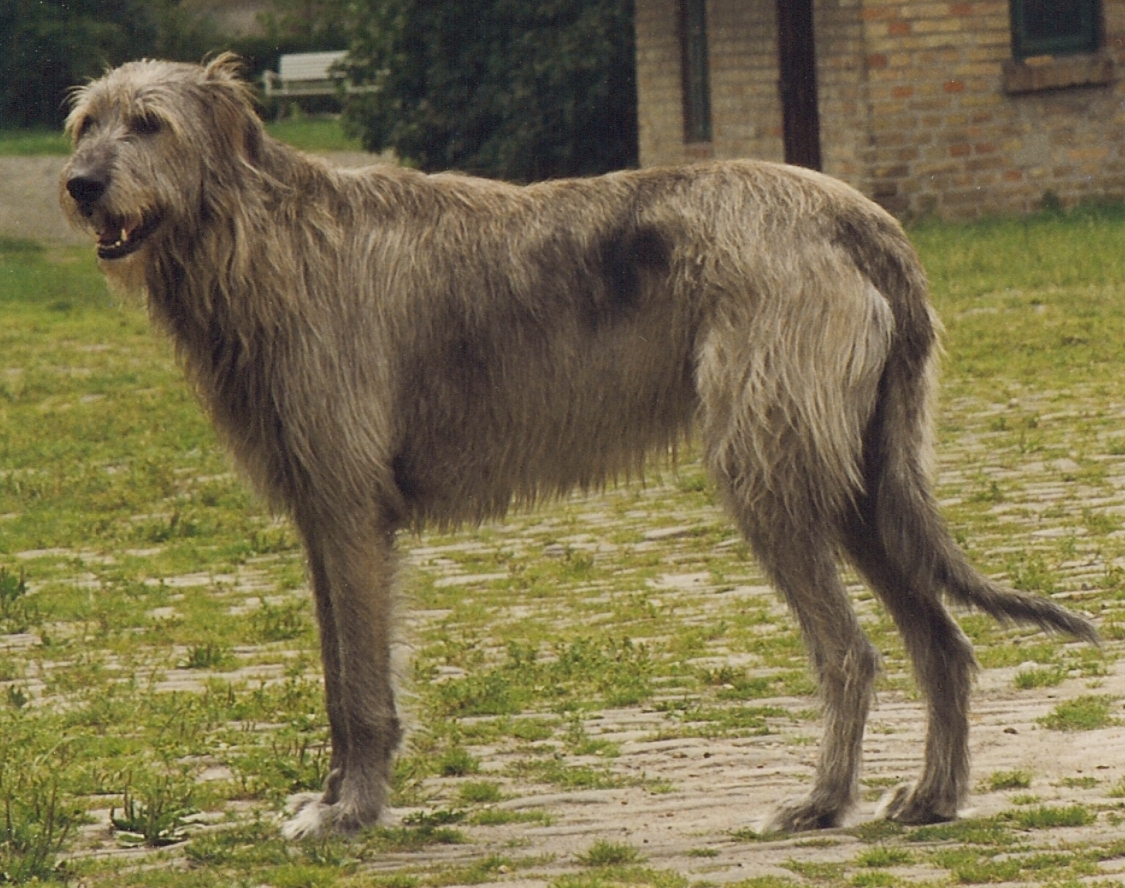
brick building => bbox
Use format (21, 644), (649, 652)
(635, 1), (1125, 218)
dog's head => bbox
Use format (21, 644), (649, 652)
(60, 54), (262, 264)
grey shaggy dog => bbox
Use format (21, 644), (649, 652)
(61, 56), (1097, 839)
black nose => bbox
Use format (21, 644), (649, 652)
(66, 174), (108, 205)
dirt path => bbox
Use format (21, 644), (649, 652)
(342, 385), (1125, 883)
(60, 507), (1122, 885)
(0, 156), (83, 244)
(0, 152), (382, 245)
(381, 539), (1125, 886)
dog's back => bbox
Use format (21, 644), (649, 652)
(349, 161), (914, 529)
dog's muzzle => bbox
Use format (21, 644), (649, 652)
(66, 173), (109, 207)
(65, 171), (160, 261)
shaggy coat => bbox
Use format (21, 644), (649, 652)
(61, 56), (1097, 839)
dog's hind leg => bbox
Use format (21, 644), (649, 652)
(749, 512), (880, 831)
(843, 513), (977, 823)
(282, 517), (402, 839)
(846, 492), (976, 823)
(696, 260), (892, 831)
(707, 441), (879, 831)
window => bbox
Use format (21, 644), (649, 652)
(1011, 0), (1100, 59)
(681, 0), (712, 143)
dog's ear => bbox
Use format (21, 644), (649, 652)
(200, 53), (264, 168)
(203, 52), (247, 84)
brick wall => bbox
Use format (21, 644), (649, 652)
(636, 0), (787, 165)
(633, 0), (871, 178)
(816, 0), (869, 183)
(707, 1), (786, 162)
(635, 0), (1125, 219)
(635, 0), (684, 164)
(861, 0), (1125, 217)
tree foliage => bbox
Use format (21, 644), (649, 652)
(0, 0), (222, 129)
(343, 0), (638, 181)
(1, 0), (141, 127)
(259, 0), (354, 49)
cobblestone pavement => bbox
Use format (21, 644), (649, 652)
(381, 434), (1125, 885)
(46, 389), (1125, 883)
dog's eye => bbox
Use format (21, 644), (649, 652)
(129, 114), (162, 136)
(74, 116), (94, 140)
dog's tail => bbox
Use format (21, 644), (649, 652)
(840, 209), (1099, 645)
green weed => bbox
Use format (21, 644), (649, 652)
(509, 718), (556, 742)
(906, 817), (1016, 846)
(229, 722), (330, 801)
(849, 820), (906, 844)
(427, 853), (515, 886)
(986, 769), (1033, 791)
(931, 848), (1022, 884)
(552, 867), (688, 888)
(577, 840), (641, 867)
(657, 701), (789, 738)
(782, 860), (846, 881)
(181, 640), (233, 670)
(1015, 665), (1067, 689)
(850, 874), (898, 888)
(506, 756), (634, 791)
(722, 879), (802, 888)
(457, 780), (504, 804)
(367, 876), (420, 888)
(0, 568), (36, 633)
(856, 845), (913, 867)
(253, 599), (312, 642)
(1005, 553), (1058, 595)
(469, 807), (551, 826)
(1004, 804), (1096, 829)
(0, 779), (77, 883)
(367, 822), (465, 852)
(401, 808), (466, 829)
(111, 775), (198, 847)
(700, 665), (778, 700)
(437, 747), (480, 777)
(1039, 695), (1118, 731)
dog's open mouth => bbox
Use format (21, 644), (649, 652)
(94, 214), (161, 260)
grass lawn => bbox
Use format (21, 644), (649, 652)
(3, 205), (1125, 886)
(0, 117), (362, 157)
(0, 128), (71, 156)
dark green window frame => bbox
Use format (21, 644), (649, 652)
(1011, 0), (1100, 59)
(681, 0), (712, 143)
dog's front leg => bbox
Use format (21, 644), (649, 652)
(282, 519), (402, 839)
(306, 545), (348, 805)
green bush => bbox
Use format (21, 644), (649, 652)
(343, 0), (637, 181)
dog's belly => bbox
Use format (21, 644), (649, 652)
(389, 319), (699, 525)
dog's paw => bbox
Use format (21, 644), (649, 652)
(876, 783), (958, 825)
(280, 794), (376, 840)
(762, 797), (846, 834)
(280, 797), (331, 840)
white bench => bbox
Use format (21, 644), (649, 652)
(262, 51), (349, 100)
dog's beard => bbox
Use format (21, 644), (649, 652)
(98, 248), (149, 300)
(82, 208), (162, 260)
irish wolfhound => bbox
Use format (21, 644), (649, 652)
(62, 56), (1097, 839)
